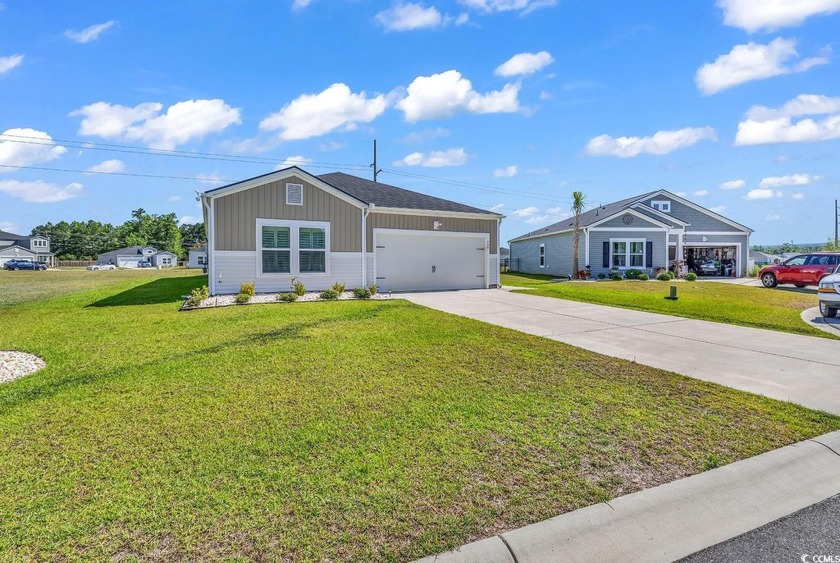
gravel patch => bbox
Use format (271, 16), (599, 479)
(0, 351), (46, 384)
(184, 291), (392, 310)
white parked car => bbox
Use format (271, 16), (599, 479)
(818, 264), (840, 318)
(86, 264), (117, 271)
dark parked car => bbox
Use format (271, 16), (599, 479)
(759, 252), (840, 288)
(3, 260), (46, 271)
(138, 259), (152, 268)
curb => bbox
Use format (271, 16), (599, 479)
(416, 431), (840, 563)
(801, 307), (840, 336)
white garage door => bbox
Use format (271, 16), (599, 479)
(117, 257), (140, 268)
(375, 230), (488, 292)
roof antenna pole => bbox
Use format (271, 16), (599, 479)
(371, 139), (382, 182)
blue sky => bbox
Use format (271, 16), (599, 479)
(0, 0), (839, 245)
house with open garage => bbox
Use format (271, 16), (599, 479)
(0, 230), (55, 267)
(509, 190), (752, 278)
(200, 167), (503, 295)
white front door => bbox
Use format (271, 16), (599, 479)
(375, 230), (488, 292)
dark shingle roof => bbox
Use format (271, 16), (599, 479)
(0, 230), (28, 241)
(100, 245), (155, 256)
(317, 172), (499, 215)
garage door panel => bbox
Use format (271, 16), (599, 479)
(375, 231), (487, 292)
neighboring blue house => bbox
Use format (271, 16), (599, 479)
(509, 190), (753, 278)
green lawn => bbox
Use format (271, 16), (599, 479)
(502, 273), (833, 339)
(1, 271), (838, 561)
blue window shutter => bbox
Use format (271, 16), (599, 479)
(646, 241), (653, 268)
(602, 241), (609, 268)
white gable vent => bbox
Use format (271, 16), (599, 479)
(286, 183), (303, 206)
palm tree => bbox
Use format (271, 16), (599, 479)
(571, 191), (586, 279)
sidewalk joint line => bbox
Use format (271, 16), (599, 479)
(498, 534), (521, 563)
(810, 439), (840, 458)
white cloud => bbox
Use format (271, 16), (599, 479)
(167, 195), (182, 202)
(764, 214), (781, 221)
(709, 205), (727, 213)
(490, 203), (506, 212)
(65, 21), (115, 44)
(261, 83), (388, 140)
(718, 0), (840, 32)
(493, 165), (518, 177)
(746, 188), (784, 200)
(495, 51), (554, 77)
(539, 90), (552, 100)
(399, 127), (451, 144)
(0, 54), (24, 75)
(85, 159), (124, 174)
(792, 192), (805, 200)
(585, 126), (717, 158)
(759, 173), (820, 187)
(292, 0), (312, 11)
(319, 141), (345, 151)
(695, 38), (828, 95)
(277, 155), (313, 169)
(719, 179), (745, 190)
(526, 167), (551, 175)
(525, 214), (551, 225)
(375, 3), (448, 31)
(195, 172), (225, 184)
(0, 221), (18, 232)
(693, 189), (709, 197)
(394, 148), (468, 167)
(735, 94), (840, 145)
(71, 99), (241, 150)
(179, 215), (198, 225)
(0, 180), (82, 203)
(459, 0), (557, 15)
(397, 70), (520, 122)
(0, 128), (66, 170)
(510, 206), (539, 218)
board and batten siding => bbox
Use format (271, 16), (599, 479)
(510, 231), (575, 276)
(367, 213), (498, 255)
(214, 175), (363, 252)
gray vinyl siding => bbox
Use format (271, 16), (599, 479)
(669, 234), (679, 244)
(638, 198), (745, 233)
(0, 246), (36, 258)
(214, 175), (363, 252)
(683, 233), (750, 276)
(368, 213), (498, 254)
(510, 232), (574, 276)
(594, 213), (662, 229)
(634, 208), (682, 228)
(588, 230), (668, 277)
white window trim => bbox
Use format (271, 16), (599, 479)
(32, 239), (47, 248)
(651, 200), (671, 213)
(610, 238), (646, 269)
(286, 183), (304, 206)
(256, 218), (330, 278)
(539, 243), (545, 268)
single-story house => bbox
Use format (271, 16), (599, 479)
(97, 246), (176, 268)
(0, 230), (55, 267)
(200, 167), (503, 295)
(509, 190), (753, 278)
(187, 245), (207, 269)
(749, 250), (782, 266)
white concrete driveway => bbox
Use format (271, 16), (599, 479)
(404, 289), (840, 415)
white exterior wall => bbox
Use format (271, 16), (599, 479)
(488, 254), (499, 287)
(187, 251), (207, 269)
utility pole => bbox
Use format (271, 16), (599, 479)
(371, 139), (382, 182)
(836, 199), (839, 247)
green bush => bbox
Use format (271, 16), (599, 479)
(597, 273), (606, 280)
(667, 271), (675, 280)
(638, 273), (650, 281)
(185, 285), (209, 306)
(353, 287), (371, 299)
(278, 292), (298, 302)
(625, 269), (644, 280)
(240, 281), (256, 296)
(332, 282), (346, 294)
(747, 264), (761, 277)
(656, 272), (671, 281)
(368, 284), (379, 295)
(610, 273), (623, 281)
(235, 292), (251, 304)
(291, 277), (306, 296)
(685, 272), (698, 281)
(319, 289), (339, 300)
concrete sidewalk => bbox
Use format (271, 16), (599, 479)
(404, 289), (840, 415)
(416, 431), (840, 563)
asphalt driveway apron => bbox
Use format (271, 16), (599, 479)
(403, 289), (840, 415)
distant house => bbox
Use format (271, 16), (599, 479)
(0, 230), (55, 267)
(97, 246), (176, 268)
(749, 250), (781, 266)
(187, 245), (207, 269)
(509, 190), (753, 278)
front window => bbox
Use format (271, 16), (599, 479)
(612, 242), (627, 267)
(262, 226), (291, 273)
(612, 239), (645, 268)
(651, 200), (671, 213)
(539, 244), (545, 267)
(299, 227), (326, 273)
(197, 256), (206, 265)
(629, 241), (645, 267)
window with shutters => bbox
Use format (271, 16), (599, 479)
(610, 238), (645, 268)
(257, 219), (329, 276)
(286, 183), (303, 205)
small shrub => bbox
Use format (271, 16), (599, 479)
(597, 273), (606, 280)
(185, 285), (209, 306)
(278, 292), (298, 302)
(656, 272), (671, 281)
(610, 273), (623, 281)
(625, 269), (643, 280)
(368, 284), (379, 295)
(240, 281), (255, 296)
(353, 287), (371, 299)
(332, 282), (346, 294)
(685, 272), (698, 281)
(235, 293), (251, 304)
(638, 273), (649, 281)
(319, 289), (339, 300)
(290, 276), (306, 296)
(667, 271), (675, 280)
(747, 264), (761, 277)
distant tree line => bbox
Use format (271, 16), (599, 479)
(751, 239), (839, 253)
(31, 209), (206, 260)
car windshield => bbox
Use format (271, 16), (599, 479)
(783, 256), (807, 266)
